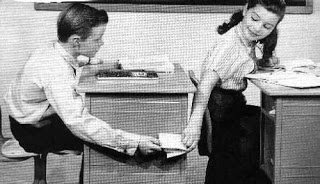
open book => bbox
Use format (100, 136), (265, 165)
(118, 55), (174, 73)
(158, 133), (187, 158)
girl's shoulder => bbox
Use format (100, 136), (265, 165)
(208, 29), (240, 55)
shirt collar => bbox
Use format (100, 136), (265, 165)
(54, 41), (80, 70)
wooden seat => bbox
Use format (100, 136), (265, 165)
(0, 107), (81, 184)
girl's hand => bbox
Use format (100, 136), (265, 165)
(258, 56), (280, 67)
(268, 56), (280, 67)
(182, 123), (201, 152)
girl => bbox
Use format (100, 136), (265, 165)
(182, 0), (286, 183)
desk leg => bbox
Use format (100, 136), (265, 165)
(259, 109), (265, 166)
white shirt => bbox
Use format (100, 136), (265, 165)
(202, 24), (257, 91)
(4, 41), (140, 155)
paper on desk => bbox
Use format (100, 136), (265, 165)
(119, 55), (174, 73)
(280, 58), (315, 71)
(246, 71), (320, 88)
(158, 133), (187, 158)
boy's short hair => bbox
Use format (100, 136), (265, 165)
(57, 3), (108, 43)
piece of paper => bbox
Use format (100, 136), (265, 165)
(246, 71), (320, 88)
(280, 58), (315, 71)
(247, 59), (320, 88)
(158, 133), (187, 158)
(119, 55), (174, 73)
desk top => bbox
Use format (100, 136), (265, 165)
(77, 63), (196, 94)
(250, 79), (320, 96)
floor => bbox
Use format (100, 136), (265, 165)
(0, 153), (83, 184)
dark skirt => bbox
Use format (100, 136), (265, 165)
(204, 88), (259, 184)
(10, 114), (83, 154)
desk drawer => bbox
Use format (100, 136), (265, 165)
(86, 135), (187, 184)
(281, 97), (320, 116)
(89, 162), (186, 184)
(91, 96), (183, 113)
(280, 115), (320, 167)
(89, 94), (187, 136)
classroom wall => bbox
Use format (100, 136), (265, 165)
(1, 0), (320, 137)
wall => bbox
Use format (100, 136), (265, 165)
(1, 0), (320, 136)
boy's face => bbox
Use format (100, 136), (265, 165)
(241, 4), (280, 42)
(78, 24), (106, 58)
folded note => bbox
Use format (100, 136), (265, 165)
(158, 133), (187, 158)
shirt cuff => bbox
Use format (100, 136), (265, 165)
(117, 131), (141, 156)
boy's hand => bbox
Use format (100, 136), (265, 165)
(182, 124), (201, 152)
(138, 135), (162, 155)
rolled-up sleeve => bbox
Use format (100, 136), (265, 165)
(42, 71), (140, 156)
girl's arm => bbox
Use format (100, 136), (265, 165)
(182, 69), (220, 151)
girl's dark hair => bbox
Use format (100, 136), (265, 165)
(217, 0), (286, 61)
(57, 3), (108, 43)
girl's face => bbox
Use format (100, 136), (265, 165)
(241, 4), (281, 42)
(78, 24), (106, 58)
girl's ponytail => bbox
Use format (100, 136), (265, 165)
(260, 28), (278, 62)
(217, 10), (243, 35)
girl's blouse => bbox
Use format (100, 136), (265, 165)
(202, 24), (257, 91)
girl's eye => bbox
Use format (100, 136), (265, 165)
(264, 24), (273, 30)
(251, 15), (259, 21)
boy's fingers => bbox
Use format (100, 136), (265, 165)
(150, 144), (162, 151)
(151, 138), (160, 145)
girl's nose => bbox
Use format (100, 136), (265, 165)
(253, 22), (263, 33)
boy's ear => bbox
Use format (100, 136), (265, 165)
(243, 3), (248, 16)
(68, 35), (81, 48)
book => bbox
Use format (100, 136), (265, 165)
(95, 69), (159, 83)
(158, 133), (187, 158)
(118, 55), (174, 73)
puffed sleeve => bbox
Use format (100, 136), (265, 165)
(204, 38), (244, 83)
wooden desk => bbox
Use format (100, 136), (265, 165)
(250, 80), (320, 184)
(77, 63), (196, 184)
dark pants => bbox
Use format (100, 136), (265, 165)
(10, 114), (83, 154)
(205, 88), (251, 184)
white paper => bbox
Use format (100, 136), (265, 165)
(247, 59), (320, 88)
(246, 71), (320, 88)
(158, 133), (187, 158)
(280, 58), (315, 71)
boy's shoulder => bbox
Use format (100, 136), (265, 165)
(26, 42), (68, 74)
(29, 42), (62, 65)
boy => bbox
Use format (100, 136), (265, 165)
(4, 3), (161, 157)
